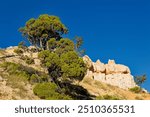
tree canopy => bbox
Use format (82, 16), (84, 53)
(38, 38), (87, 85)
(19, 14), (68, 50)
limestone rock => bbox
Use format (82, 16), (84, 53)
(83, 55), (136, 90)
(93, 73), (105, 81)
(105, 74), (136, 89)
(84, 70), (93, 79)
(105, 60), (130, 74)
(83, 55), (93, 69)
(92, 60), (105, 73)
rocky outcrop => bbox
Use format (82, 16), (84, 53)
(83, 55), (136, 89)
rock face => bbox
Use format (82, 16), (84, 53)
(83, 55), (136, 89)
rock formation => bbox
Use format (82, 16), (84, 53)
(83, 55), (136, 89)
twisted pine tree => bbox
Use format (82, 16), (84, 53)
(19, 14), (68, 50)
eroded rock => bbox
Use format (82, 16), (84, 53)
(83, 55), (136, 89)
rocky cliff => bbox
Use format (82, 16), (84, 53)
(83, 55), (136, 89)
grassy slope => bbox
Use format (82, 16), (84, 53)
(80, 77), (150, 100)
(0, 47), (150, 100)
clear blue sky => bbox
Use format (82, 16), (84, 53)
(0, 0), (150, 91)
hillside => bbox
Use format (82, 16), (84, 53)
(0, 46), (150, 100)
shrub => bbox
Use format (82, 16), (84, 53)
(30, 73), (48, 84)
(30, 74), (40, 84)
(0, 62), (38, 80)
(30, 48), (37, 53)
(21, 55), (34, 64)
(14, 48), (23, 55)
(25, 58), (34, 64)
(18, 41), (27, 50)
(129, 86), (142, 93)
(33, 83), (72, 100)
(33, 83), (59, 99)
(39, 73), (49, 82)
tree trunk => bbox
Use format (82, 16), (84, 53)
(40, 39), (44, 50)
(46, 40), (49, 50)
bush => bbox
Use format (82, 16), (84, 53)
(30, 73), (48, 84)
(18, 41), (27, 50)
(0, 62), (50, 84)
(25, 58), (34, 65)
(30, 74), (40, 84)
(14, 48), (23, 55)
(33, 83), (72, 100)
(21, 55), (34, 64)
(129, 86), (142, 93)
(30, 48), (37, 53)
(0, 62), (39, 79)
(33, 83), (59, 99)
(0, 62), (30, 79)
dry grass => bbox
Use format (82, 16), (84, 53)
(80, 77), (150, 100)
(4, 74), (28, 98)
(0, 73), (39, 100)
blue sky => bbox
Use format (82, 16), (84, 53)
(0, 0), (150, 91)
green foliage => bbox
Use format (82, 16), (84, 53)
(0, 62), (48, 83)
(21, 55), (34, 64)
(55, 38), (75, 55)
(38, 50), (86, 82)
(96, 94), (121, 100)
(30, 47), (37, 52)
(30, 73), (49, 84)
(30, 74), (41, 84)
(33, 83), (72, 100)
(19, 14), (68, 50)
(26, 58), (34, 64)
(60, 51), (86, 81)
(47, 38), (58, 51)
(14, 48), (23, 55)
(129, 86), (142, 93)
(33, 83), (57, 99)
(134, 74), (147, 86)
(0, 62), (30, 79)
(46, 38), (75, 55)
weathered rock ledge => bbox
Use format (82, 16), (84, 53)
(83, 55), (136, 89)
